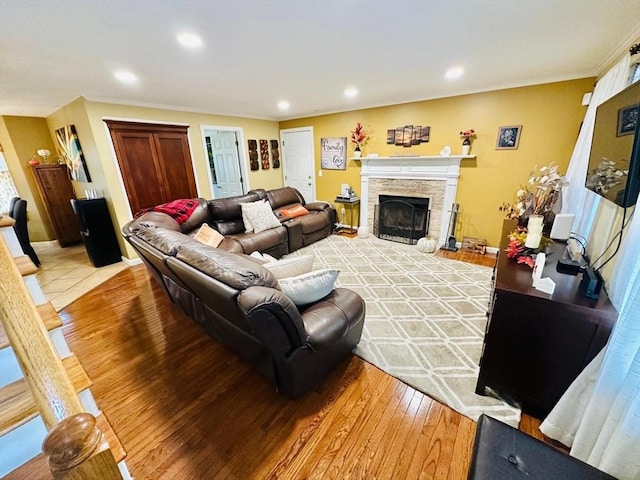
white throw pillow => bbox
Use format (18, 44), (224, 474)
(240, 200), (265, 233)
(264, 254), (315, 279)
(242, 200), (281, 233)
(192, 223), (224, 247)
(249, 251), (278, 263)
(279, 269), (340, 306)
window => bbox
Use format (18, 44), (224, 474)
(0, 152), (19, 213)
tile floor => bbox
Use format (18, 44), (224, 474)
(33, 242), (128, 311)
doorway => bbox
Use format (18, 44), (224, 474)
(280, 127), (315, 202)
(201, 126), (248, 199)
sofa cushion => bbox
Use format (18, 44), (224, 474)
(136, 227), (198, 256)
(208, 191), (264, 222)
(241, 200), (281, 233)
(266, 187), (304, 210)
(264, 254), (314, 279)
(239, 199), (264, 233)
(278, 269), (340, 306)
(176, 242), (279, 290)
(193, 223), (224, 248)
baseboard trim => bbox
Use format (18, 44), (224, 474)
(121, 256), (142, 267)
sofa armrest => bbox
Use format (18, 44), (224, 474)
(123, 211), (181, 236)
(238, 286), (306, 356)
(300, 288), (365, 351)
(305, 201), (331, 212)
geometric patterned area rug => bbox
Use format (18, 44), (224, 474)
(291, 234), (522, 427)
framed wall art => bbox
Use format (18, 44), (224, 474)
(617, 103), (639, 136)
(496, 125), (522, 150)
(55, 124), (92, 182)
(320, 137), (347, 170)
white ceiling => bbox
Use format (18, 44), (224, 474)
(1, 0), (639, 121)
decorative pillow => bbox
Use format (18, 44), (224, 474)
(193, 223), (224, 247)
(264, 254), (314, 279)
(278, 269), (340, 306)
(242, 200), (281, 233)
(239, 200), (264, 233)
(280, 205), (310, 219)
(250, 251), (278, 263)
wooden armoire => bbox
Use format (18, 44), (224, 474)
(31, 164), (82, 247)
(105, 121), (198, 215)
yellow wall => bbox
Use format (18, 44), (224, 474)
(281, 78), (595, 246)
(47, 98), (283, 258)
(0, 116), (56, 241)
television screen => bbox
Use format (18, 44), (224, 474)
(586, 80), (640, 207)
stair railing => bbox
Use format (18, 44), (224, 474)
(0, 224), (122, 479)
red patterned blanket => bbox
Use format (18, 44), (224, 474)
(135, 199), (198, 224)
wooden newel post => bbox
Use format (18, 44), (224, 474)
(43, 413), (123, 480)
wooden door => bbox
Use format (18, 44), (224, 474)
(106, 121), (197, 215)
(31, 164), (82, 247)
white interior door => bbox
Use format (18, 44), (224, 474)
(203, 129), (245, 198)
(281, 127), (315, 202)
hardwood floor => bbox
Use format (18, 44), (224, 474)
(16, 247), (548, 479)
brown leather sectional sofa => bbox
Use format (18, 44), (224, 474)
(122, 187), (364, 398)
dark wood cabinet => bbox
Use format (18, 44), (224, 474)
(105, 121), (197, 216)
(31, 164), (82, 247)
(475, 220), (617, 418)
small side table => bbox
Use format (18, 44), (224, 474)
(334, 197), (360, 235)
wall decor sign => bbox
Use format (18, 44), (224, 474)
(55, 124), (91, 182)
(248, 139), (259, 171)
(496, 125), (522, 150)
(320, 137), (347, 170)
(387, 125), (430, 146)
(617, 103), (639, 136)
(259, 139), (270, 169)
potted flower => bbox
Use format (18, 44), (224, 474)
(459, 129), (476, 155)
(350, 122), (368, 158)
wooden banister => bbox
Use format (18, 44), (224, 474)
(43, 413), (122, 479)
(0, 232), (123, 479)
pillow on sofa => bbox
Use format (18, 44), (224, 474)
(264, 254), (314, 279)
(241, 199), (281, 233)
(193, 223), (224, 247)
(239, 199), (262, 233)
(279, 205), (310, 219)
(250, 251), (278, 263)
(278, 269), (339, 306)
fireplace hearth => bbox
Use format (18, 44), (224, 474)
(374, 195), (430, 245)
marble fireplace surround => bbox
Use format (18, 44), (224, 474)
(358, 155), (470, 247)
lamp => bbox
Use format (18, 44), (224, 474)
(36, 148), (51, 162)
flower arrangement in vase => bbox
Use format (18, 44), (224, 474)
(459, 129), (476, 155)
(350, 122), (368, 158)
(505, 226), (553, 268)
(499, 162), (569, 227)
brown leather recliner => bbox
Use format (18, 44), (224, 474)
(124, 224), (365, 398)
(266, 187), (336, 252)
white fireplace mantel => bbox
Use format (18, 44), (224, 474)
(357, 155), (474, 246)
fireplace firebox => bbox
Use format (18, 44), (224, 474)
(374, 195), (430, 245)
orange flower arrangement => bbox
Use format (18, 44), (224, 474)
(350, 122), (368, 150)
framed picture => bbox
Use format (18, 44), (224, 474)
(496, 125), (522, 150)
(320, 137), (347, 170)
(55, 124), (91, 182)
(617, 103), (639, 136)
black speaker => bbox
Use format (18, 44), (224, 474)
(71, 198), (122, 267)
(579, 267), (603, 299)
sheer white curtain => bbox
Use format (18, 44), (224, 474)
(540, 52), (640, 479)
(541, 198), (640, 479)
(561, 54), (631, 237)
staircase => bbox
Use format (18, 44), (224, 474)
(0, 216), (131, 479)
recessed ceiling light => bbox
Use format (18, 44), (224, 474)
(445, 67), (464, 80)
(344, 87), (358, 98)
(177, 32), (203, 48)
(277, 101), (290, 111)
(114, 70), (137, 84)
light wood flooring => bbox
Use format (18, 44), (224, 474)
(11, 246), (552, 479)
